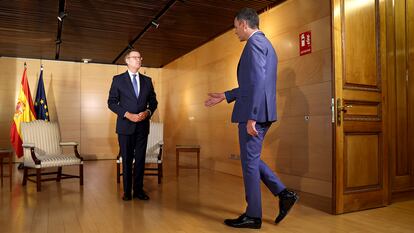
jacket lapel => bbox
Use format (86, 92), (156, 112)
(123, 71), (138, 99)
(137, 72), (146, 102)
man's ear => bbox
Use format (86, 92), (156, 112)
(242, 20), (249, 30)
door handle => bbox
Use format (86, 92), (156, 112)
(337, 98), (352, 125)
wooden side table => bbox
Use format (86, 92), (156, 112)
(176, 145), (200, 176)
(0, 149), (13, 189)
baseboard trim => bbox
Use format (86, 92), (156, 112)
(391, 189), (414, 203)
(294, 190), (332, 214)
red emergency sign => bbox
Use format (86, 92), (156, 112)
(299, 31), (312, 56)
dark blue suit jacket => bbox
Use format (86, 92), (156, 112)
(108, 71), (158, 135)
(225, 31), (277, 123)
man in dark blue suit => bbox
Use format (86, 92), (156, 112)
(205, 8), (298, 229)
(108, 49), (158, 201)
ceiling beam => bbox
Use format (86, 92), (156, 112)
(112, 0), (178, 64)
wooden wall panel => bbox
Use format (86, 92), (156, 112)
(389, 0), (414, 197)
(80, 63), (118, 160)
(260, 0), (330, 41)
(395, 0), (409, 177)
(272, 17), (331, 62)
(38, 60), (81, 154)
(409, 0), (414, 188)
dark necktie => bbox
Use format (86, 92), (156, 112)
(132, 74), (139, 97)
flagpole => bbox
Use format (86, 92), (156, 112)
(19, 62), (26, 169)
(17, 61), (29, 169)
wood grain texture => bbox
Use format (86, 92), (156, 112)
(0, 161), (414, 233)
(0, 0), (282, 67)
(388, 0), (414, 197)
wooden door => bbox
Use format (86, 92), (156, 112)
(332, 0), (389, 213)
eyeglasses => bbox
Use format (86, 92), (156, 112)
(128, 56), (143, 61)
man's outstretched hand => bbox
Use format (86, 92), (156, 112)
(204, 93), (225, 107)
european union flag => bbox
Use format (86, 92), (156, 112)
(34, 66), (50, 121)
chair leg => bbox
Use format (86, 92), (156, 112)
(116, 162), (120, 184)
(36, 168), (41, 192)
(22, 167), (28, 186)
(158, 163), (163, 184)
(79, 164), (84, 186)
(57, 167), (62, 182)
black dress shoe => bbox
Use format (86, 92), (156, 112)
(275, 189), (299, 224)
(122, 194), (132, 201)
(224, 213), (262, 229)
(133, 191), (150, 200)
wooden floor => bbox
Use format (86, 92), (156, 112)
(1, 160), (414, 233)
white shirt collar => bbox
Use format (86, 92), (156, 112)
(248, 30), (260, 40)
(127, 70), (139, 79)
(127, 70), (140, 87)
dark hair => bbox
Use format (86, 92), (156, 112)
(235, 8), (259, 29)
(124, 49), (139, 61)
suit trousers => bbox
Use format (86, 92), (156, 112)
(238, 122), (286, 218)
(118, 129), (148, 195)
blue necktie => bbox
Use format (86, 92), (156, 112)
(132, 74), (139, 97)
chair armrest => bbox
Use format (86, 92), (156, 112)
(22, 143), (35, 148)
(22, 143), (40, 165)
(60, 142), (83, 161)
(60, 142), (78, 146)
(157, 143), (163, 160)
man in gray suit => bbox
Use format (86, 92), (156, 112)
(205, 8), (298, 229)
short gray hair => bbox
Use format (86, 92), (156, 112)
(235, 8), (259, 29)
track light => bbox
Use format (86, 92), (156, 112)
(57, 12), (67, 21)
(151, 20), (159, 29)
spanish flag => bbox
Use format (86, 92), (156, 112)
(10, 65), (37, 158)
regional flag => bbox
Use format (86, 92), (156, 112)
(10, 65), (37, 158)
(34, 66), (50, 121)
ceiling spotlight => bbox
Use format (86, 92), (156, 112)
(57, 12), (67, 21)
(151, 20), (159, 29)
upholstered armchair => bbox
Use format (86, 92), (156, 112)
(117, 121), (164, 184)
(21, 120), (83, 192)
